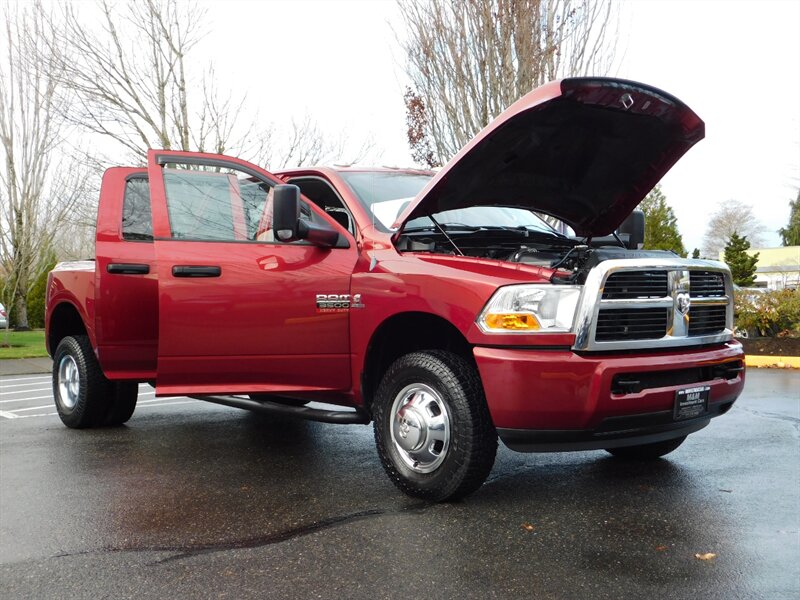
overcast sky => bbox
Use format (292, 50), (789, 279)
(126, 1), (800, 251)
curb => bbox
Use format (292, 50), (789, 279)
(0, 357), (53, 377)
(744, 355), (800, 369)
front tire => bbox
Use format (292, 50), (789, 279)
(53, 335), (111, 428)
(605, 436), (686, 459)
(373, 350), (497, 502)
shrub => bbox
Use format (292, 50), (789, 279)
(734, 288), (800, 337)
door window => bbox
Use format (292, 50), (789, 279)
(290, 176), (355, 234)
(160, 162), (321, 242)
(122, 177), (153, 241)
(161, 164), (269, 241)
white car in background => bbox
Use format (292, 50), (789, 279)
(0, 303), (7, 329)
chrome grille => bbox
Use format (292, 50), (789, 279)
(602, 271), (668, 299)
(688, 305), (727, 336)
(690, 271), (725, 298)
(596, 308), (669, 341)
(573, 259), (734, 351)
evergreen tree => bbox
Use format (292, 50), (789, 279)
(723, 232), (759, 286)
(778, 190), (800, 246)
(637, 185), (687, 256)
(692, 248), (700, 259)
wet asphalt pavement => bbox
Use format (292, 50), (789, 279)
(0, 369), (798, 599)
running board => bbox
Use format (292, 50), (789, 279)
(189, 394), (371, 424)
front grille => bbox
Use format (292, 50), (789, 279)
(595, 308), (668, 341)
(602, 271), (668, 299)
(688, 305), (727, 336)
(578, 262), (733, 351)
(690, 271), (725, 298)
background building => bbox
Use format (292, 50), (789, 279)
(748, 246), (800, 290)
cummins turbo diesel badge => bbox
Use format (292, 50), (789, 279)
(316, 294), (364, 312)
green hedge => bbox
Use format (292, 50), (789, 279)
(0, 259), (57, 329)
(735, 289), (800, 337)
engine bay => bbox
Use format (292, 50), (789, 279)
(396, 228), (678, 284)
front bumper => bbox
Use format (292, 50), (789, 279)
(473, 341), (745, 452)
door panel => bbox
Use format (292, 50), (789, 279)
(147, 150), (357, 395)
(95, 169), (158, 379)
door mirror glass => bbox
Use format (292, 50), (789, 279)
(272, 184), (340, 248)
(272, 185), (302, 241)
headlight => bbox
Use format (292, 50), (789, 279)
(477, 285), (582, 333)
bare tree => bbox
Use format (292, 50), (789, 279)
(268, 115), (377, 169)
(398, 0), (619, 165)
(0, 2), (88, 333)
(47, 0), (377, 171)
(45, 0), (266, 161)
(703, 199), (767, 258)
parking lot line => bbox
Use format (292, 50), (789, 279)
(0, 394), (55, 402)
(9, 413), (56, 419)
(137, 400), (196, 408)
(1, 397), (47, 404)
(8, 400), (200, 419)
(0, 381), (54, 389)
(0, 375), (51, 384)
(0, 387), (52, 395)
(11, 404), (55, 412)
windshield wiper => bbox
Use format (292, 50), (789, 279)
(402, 223), (570, 241)
(403, 223), (481, 233)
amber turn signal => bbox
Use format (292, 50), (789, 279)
(483, 313), (540, 331)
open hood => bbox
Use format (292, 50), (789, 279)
(393, 77), (704, 236)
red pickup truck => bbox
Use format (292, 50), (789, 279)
(46, 78), (745, 501)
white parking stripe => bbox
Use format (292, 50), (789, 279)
(11, 404), (54, 412)
(138, 400), (197, 408)
(138, 398), (180, 404)
(0, 397), (50, 404)
(1, 394), (54, 402)
(1, 392), (158, 405)
(0, 375), (51, 384)
(0, 387), (52, 395)
(0, 381), (53, 389)
(11, 398), (181, 412)
(8, 413), (56, 419)
(11, 400), (200, 419)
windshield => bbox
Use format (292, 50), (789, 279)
(339, 170), (560, 236)
(404, 207), (558, 235)
(339, 171), (432, 230)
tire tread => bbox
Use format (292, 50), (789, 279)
(373, 350), (497, 501)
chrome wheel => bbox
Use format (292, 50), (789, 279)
(58, 355), (80, 410)
(390, 383), (451, 473)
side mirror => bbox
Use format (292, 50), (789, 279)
(618, 209), (645, 250)
(272, 185), (302, 241)
(271, 184), (339, 248)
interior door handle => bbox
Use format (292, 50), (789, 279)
(172, 265), (222, 277)
(107, 263), (150, 275)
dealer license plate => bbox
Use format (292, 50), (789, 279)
(674, 385), (710, 420)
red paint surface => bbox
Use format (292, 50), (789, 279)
(475, 341), (745, 429)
